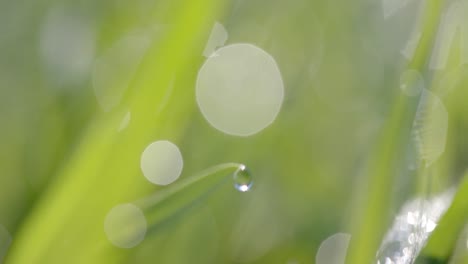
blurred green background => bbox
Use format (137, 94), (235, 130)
(1, 0), (468, 263)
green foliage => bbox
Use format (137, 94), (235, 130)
(1, 0), (468, 263)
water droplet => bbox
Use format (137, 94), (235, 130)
(104, 203), (147, 248)
(233, 165), (253, 192)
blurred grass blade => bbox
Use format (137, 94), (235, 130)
(346, 95), (414, 264)
(5, 0), (226, 263)
(415, 172), (468, 263)
(346, 1), (444, 263)
(135, 163), (242, 234)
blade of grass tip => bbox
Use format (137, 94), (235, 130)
(134, 163), (243, 235)
(94, 162), (245, 264)
(137, 163), (242, 208)
(5, 0), (226, 263)
(346, 1), (444, 263)
(414, 172), (468, 263)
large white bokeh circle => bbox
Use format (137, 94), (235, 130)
(140, 140), (183, 185)
(196, 43), (284, 136)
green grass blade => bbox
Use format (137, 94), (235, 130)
(136, 163), (242, 234)
(4, 0), (226, 263)
(346, 1), (444, 263)
(415, 172), (468, 263)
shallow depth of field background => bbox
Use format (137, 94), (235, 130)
(1, 0), (468, 263)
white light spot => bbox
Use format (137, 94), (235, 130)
(118, 111), (131, 132)
(203, 22), (228, 58)
(0, 225), (12, 262)
(400, 70), (424, 96)
(93, 32), (151, 111)
(104, 203), (146, 248)
(407, 211), (418, 225)
(237, 185), (249, 192)
(196, 43), (284, 136)
(140, 140), (183, 185)
(425, 220), (436, 233)
(377, 190), (454, 263)
(39, 5), (95, 85)
(315, 233), (351, 264)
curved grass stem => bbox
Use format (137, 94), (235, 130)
(134, 163), (243, 234)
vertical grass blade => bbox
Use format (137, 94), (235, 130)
(346, 1), (444, 263)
